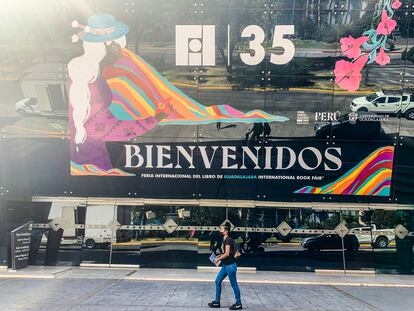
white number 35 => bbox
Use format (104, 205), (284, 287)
(240, 25), (295, 66)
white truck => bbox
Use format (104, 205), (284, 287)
(83, 205), (117, 249)
(43, 203), (118, 249)
(15, 63), (67, 117)
(42, 203), (81, 246)
(350, 91), (414, 120)
(15, 97), (41, 116)
(350, 224), (395, 248)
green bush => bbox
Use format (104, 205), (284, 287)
(337, 13), (372, 39)
(402, 47), (414, 63)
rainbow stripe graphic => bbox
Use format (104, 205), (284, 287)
(71, 162), (135, 176)
(104, 49), (288, 125)
(294, 146), (394, 196)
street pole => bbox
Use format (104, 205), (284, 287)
(305, 0), (310, 20)
(108, 205), (116, 268)
(317, 0), (321, 28)
(0, 135), (8, 267)
(340, 211), (347, 274)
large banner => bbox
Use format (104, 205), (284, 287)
(71, 140), (394, 200)
(0, 0), (412, 203)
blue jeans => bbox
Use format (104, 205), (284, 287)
(215, 263), (241, 304)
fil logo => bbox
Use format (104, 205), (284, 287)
(175, 25), (215, 66)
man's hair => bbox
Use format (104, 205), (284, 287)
(222, 222), (231, 232)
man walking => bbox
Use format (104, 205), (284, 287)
(208, 222), (242, 310)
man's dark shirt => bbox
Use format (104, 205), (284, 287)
(222, 236), (236, 265)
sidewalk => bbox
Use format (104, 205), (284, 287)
(0, 266), (414, 310)
(0, 267), (414, 311)
(1, 266), (414, 288)
(127, 268), (414, 288)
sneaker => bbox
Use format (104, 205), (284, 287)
(208, 301), (221, 308)
(229, 303), (242, 310)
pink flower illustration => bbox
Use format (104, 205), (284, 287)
(377, 11), (397, 35)
(340, 35), (369, 59)
(334, 55), (369, 92)
(392, 0), (402, 9)
(375, 48), (391, 66)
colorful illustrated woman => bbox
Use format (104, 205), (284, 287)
(68, 15), (288, 176)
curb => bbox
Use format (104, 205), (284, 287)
(171, 81), (372, 95)
(1, 270), (413, 288)
(124, 276), (414, 288)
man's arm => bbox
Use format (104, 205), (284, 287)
(217, 244), (231, 261)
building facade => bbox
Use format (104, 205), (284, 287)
(1, 0), (414, 273)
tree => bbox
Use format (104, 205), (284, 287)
(402, 47), (414, 63)
(337, 12), (372, 39)
(203, 0), (276, 71)
(372, 210), (406, 229)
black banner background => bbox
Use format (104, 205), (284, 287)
(1, 137), (398, 204)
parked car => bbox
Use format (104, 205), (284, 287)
(15, 97), (41, 116)
(302, 234), (360, 252)
(350, 224), (395, 248)
(315, 113), (384, 139)
(350, 91), (414, 120)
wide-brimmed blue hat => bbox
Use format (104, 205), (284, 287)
(72, 14), (129, 43)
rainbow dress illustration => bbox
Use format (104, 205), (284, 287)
(295, 146), (394, 196)
(104, 49), (288, 125)
(70, 48), (288, 176)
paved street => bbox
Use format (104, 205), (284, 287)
(1, 79), (413, 139)
(0, 276), (413, 311)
